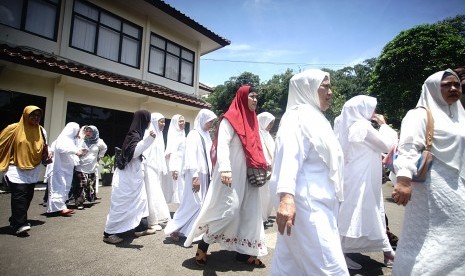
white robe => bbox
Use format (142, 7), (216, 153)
(392, 109), (465, 276)
(104, 135), (153, 234)
(338, 123), (397, 252)
(47, 130), (80, 213)
(184, 119), (267, 257)
(269, 109), (348, 276)
(164, 130), (209, 242)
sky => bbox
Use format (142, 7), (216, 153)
(164, 0), (465, 87)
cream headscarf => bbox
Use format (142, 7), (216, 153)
(144, 112), (167, 174)
(334, 95), (377, 161)
(282, 69), (344, 201)
(416, 69), (465, 179)
(0, 106), (44, 171)
(257, 112), (275, 165)
(165, 114), (186, 156)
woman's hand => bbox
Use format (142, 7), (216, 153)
(276, 193), (296, 236)
(372, 113), (386, 125)
(220, 171), (232, 187)
(192, 177), (200, 193)
(172, 171), (178, 180)
(392, 176), (412, 206)
(149, 130), (156, 138)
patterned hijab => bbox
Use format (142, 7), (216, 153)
(212, 85), (267, 170)
(83, 125), (99, 147)
(0, 106), (44, 171)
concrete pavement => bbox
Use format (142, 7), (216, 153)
(0, 183), (404, 276)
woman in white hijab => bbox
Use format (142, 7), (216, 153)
(164, 109), (217, 243)
(257, 112), (275, 228)
(164, 114), (186, 204)
(334, 95), (398, 269)
(392, 69), (465, 276)
(270, 69), (349, 275)
(47, 122), (83, 215)
(143, 113), (171, 231)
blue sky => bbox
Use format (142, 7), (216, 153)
(164, 0), (465, 87)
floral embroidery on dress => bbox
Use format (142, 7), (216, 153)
(197, 224), (264, 249)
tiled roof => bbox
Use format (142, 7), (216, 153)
(146, 0), (230, 47)
(0, 44), (211, 108)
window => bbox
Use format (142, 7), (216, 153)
(0, 0), (60, 40)
(70, 0), (142, 68)
(0, 90), (46, 131)
(149, 33), (195, 86)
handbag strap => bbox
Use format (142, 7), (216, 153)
(415, 106), (434, 151)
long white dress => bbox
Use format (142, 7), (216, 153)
(47, 123), (80, 213)
(164, 115), (186, 204)
(338, 122), (397, 252)
(143, 113), (171, 226)
(184, 119), (267, 257)
(392, 108), (465, 276)
(104, 134), (154, 234)
(164, 131), (209, 241)
(269, 107), (348, 276)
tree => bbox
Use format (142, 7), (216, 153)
(370, 15), (465, 127)
(257, 69), (294, 118)
(206, 72), (260, 115)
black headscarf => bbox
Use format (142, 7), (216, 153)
(116, 110), (151, 170)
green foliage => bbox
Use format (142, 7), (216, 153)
(257, 69), (294, 118)
(370, 15), (465, 127)
(100, 155), (115, 174)
(206, 72), (260, 115)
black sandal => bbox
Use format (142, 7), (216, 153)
(195, 248), (207, 266)
(245, 256), (266, 268)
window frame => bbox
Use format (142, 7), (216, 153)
(0, 0), (61, 41)
(69, 0), (142, 68)
(148, 33), (195, 86)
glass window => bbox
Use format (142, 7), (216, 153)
(70, 0), (142, 68)
(0, 90), (46, 131)
(0, 0), (60, 40)
(148, 33), (195, 86)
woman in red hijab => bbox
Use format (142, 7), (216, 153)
(184, 86), (268, 268)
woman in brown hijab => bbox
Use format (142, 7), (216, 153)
(0, 106), (51, 235)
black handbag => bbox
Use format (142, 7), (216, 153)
(246, 167), (267, 187)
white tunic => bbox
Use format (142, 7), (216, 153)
(392, 109), (465, 276)
(104, 135), (153, 234)
(164, 130), (209, 242)
(269, 109), (348, 276)
(338, 123), (397, 252)
(184, 119), (267, 257)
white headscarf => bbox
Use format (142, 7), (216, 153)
(257, 112), (275, 165)
(281, 69), (344, 201)
(144, 112), (167, 174)
(184, 109), (217, 174)
(55, 122), (80, 165)
(334, 95), (377, 161)
(165, 114), (186, 156)
(416, 69), (465, 179)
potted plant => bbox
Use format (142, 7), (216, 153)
(100, 154), (115, 186)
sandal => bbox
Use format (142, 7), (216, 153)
(244, 256), (266, 268)
(195, 248), (207, 266)
(170, 232), (180, 242)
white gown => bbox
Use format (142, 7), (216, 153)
(104, 135), (153, 234)
(338, 123), (397, 252)
(184, 119), (267, 257)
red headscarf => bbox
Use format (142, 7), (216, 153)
(211, 86), (267, 170)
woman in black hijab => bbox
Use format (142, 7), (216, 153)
(103, 110), (156, 244)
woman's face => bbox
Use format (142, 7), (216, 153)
(84, 128), (93, 138)
(441, 74), (462, 105)
(318, 77), (333, 111)
(203, 119), (215, 132)
(28, 110), (42, 125)
(266, 120), (274, 131)
(178, 116), (185, 130)
(158, 118), (165, 131)
(248, 91), (258, 112)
